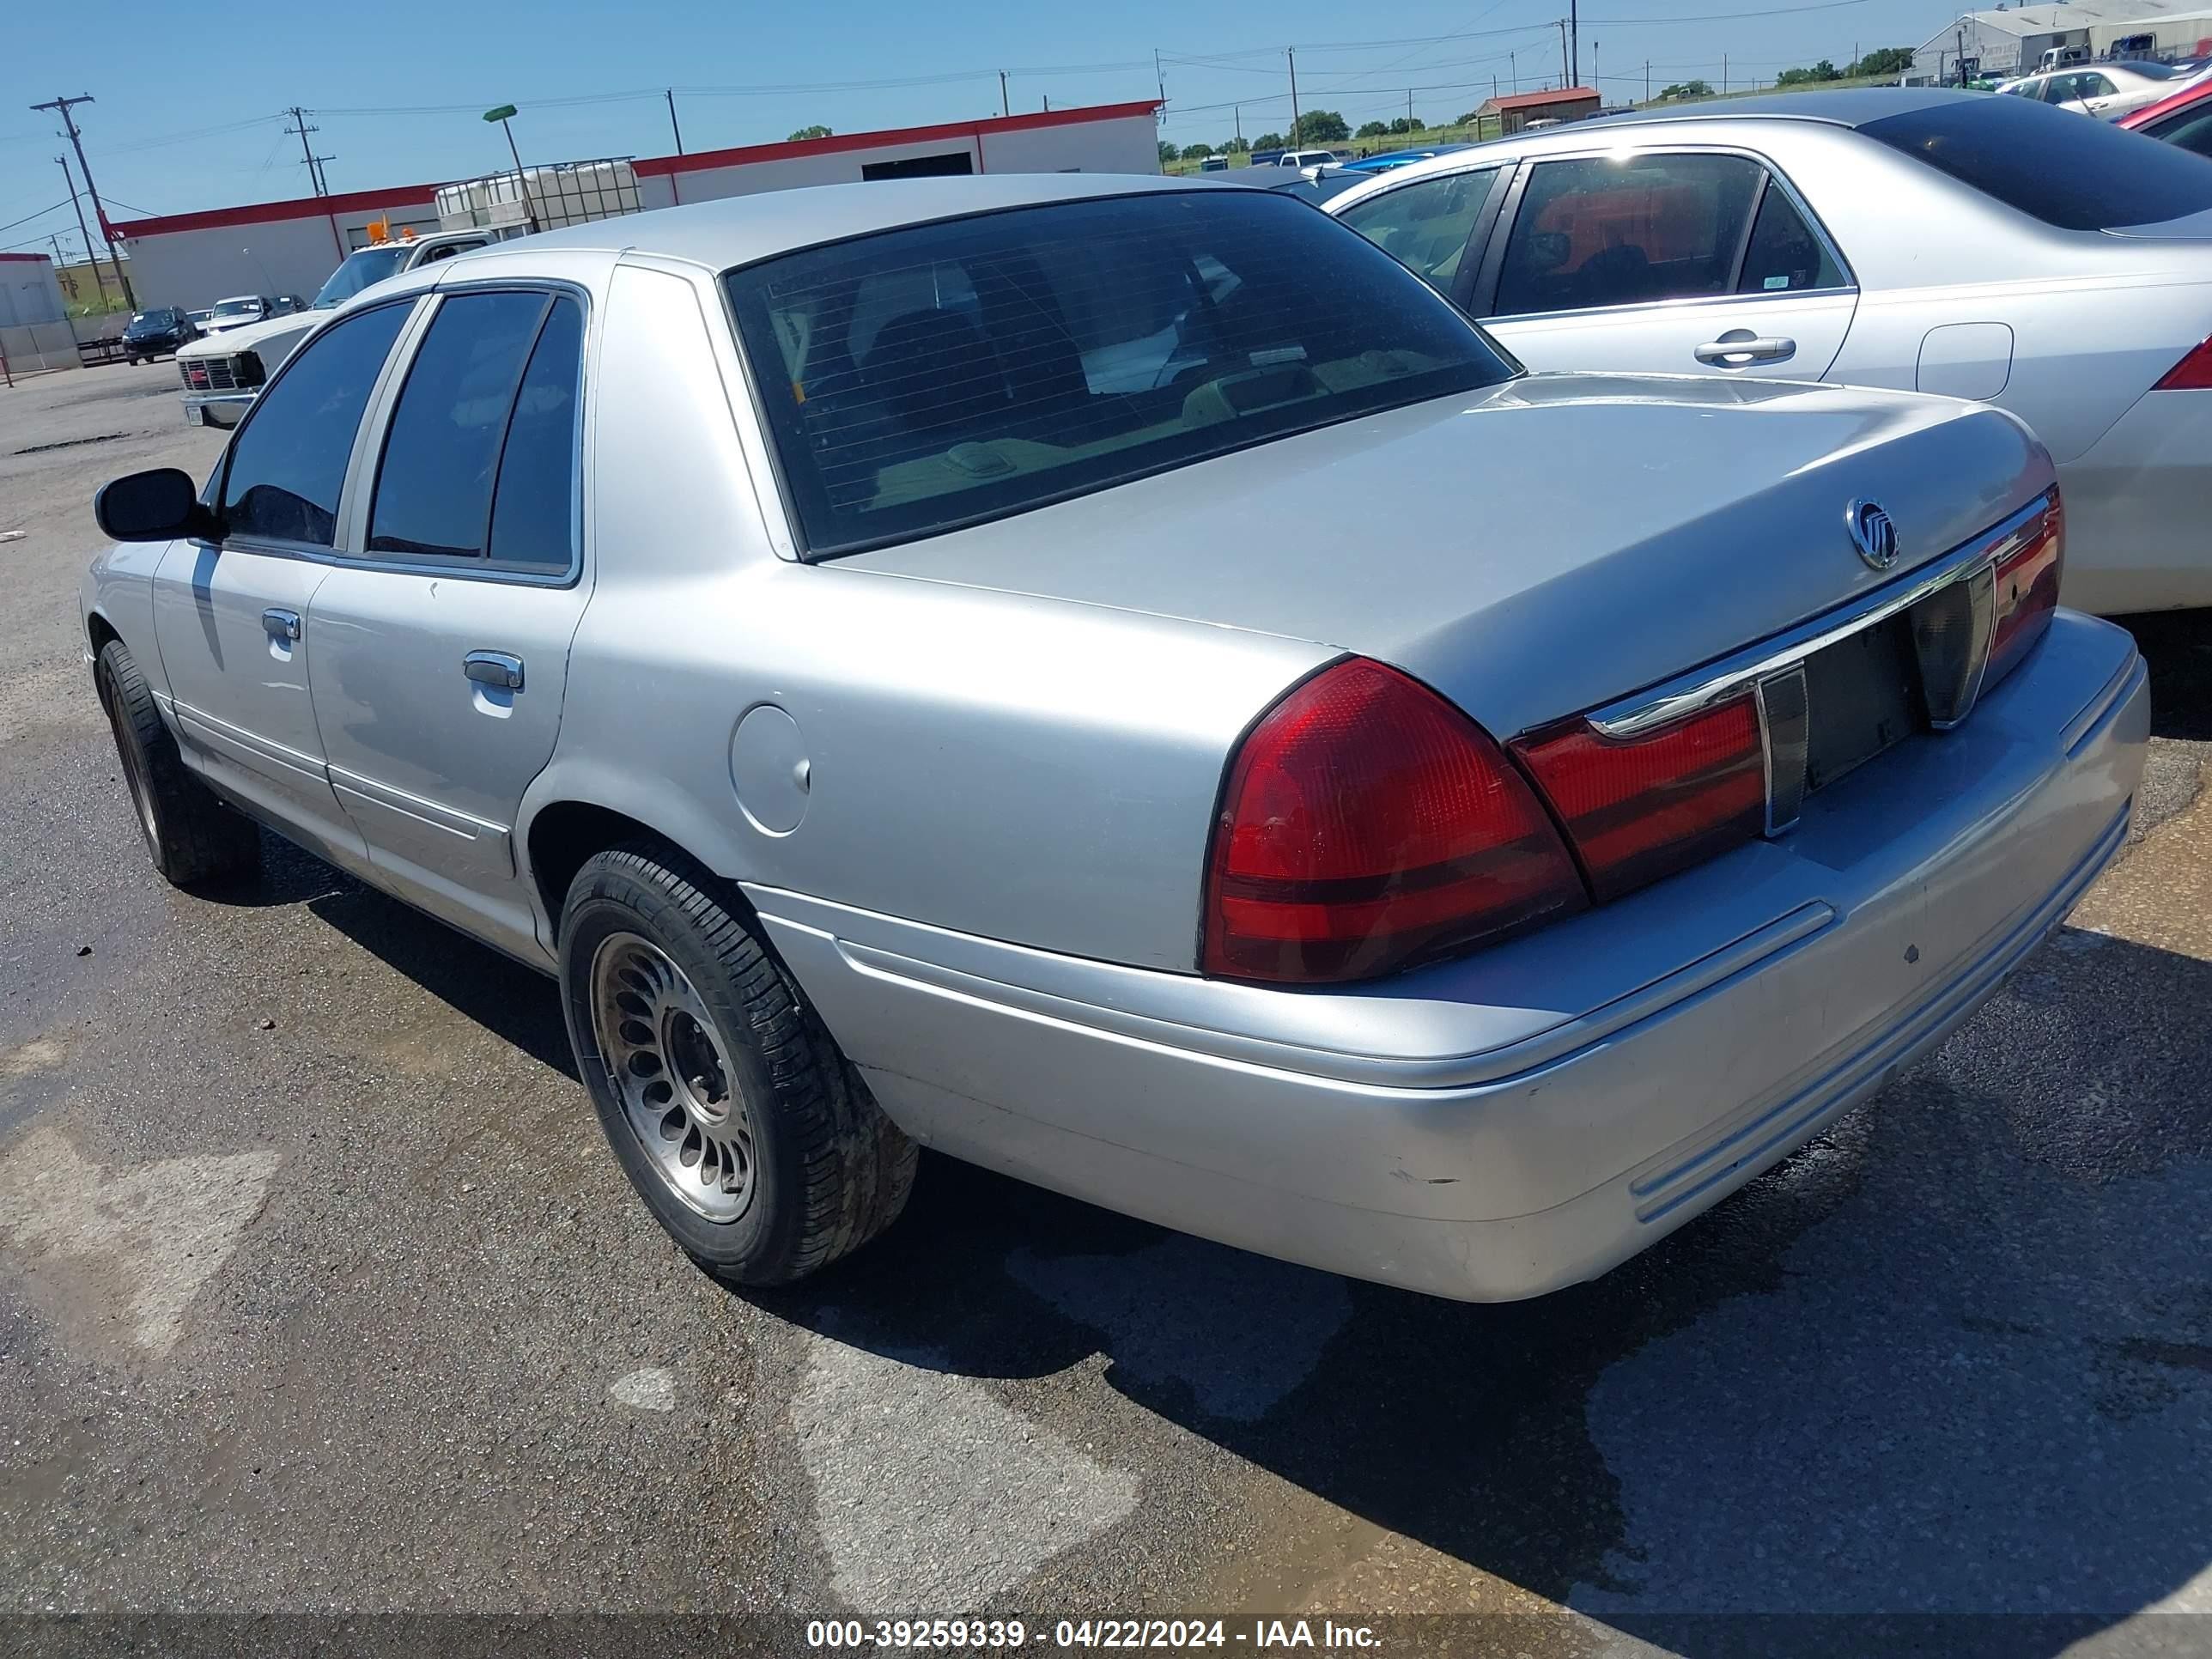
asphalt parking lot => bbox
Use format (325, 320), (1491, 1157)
(4, 361), (2212, 1656)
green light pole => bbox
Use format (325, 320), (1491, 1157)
(483, 104), (538, 231)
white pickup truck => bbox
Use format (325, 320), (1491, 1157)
(174, 229), (493, 428)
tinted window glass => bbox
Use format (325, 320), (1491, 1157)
(1337, 168), (1500, 291)
(1863, 95), (2212, 229)
(487, 296), (584, 569)
(1735, 183), (1846, 293)
(1496, 153), (1763, 316)
(220, 301), (410, 547)
(368, 290), (549, 559)
(725, 190), (1514, 556)
(2149, 106), (2212, 156)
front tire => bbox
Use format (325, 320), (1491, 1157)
(558, 846), (916, 1285)
(96, 639), (258, 887)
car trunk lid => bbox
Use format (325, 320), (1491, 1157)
(844, 371), (2051, 741)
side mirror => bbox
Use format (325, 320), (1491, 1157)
(94, 468), (217, 544)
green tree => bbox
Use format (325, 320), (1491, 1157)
(1850, 46), (1915, 76)
(1388, 115), (1419, 135)
(1158, 139), (1180, 165)
(1254, 131), (1285, 149)
(1775, 58), (1841, 86)
(1181, 142), (1212, 160)
(787, 124), (833, 140)
(1292, 109), (1350, 143)
(1455, 108), (1486, 125)
(1224, 136), (1249, 153)
(1657, 79), (1714, 100)
(1356, 120), (1392, 138)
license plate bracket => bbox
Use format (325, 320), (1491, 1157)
(1802, 614), (1923, 794)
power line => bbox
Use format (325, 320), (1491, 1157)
(0, 198), (70, 239)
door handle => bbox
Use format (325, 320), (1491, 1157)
(1696, 333), (1796, 368)
(261, 607), (301, 641)
(463, 650), (524, 691)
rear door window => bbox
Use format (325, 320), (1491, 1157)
(1863, 94), (2212, 228)
(1735, 183), (1847, 294)
(1334, 168), (1502, 294)
(1494, 152), (1765, 317)
(725, 189), (1515, 556)
(367, 289), (557, 562)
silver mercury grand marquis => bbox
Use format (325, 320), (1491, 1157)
(81, 174), (2148, 1301)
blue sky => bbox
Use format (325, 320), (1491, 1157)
(3, 0), (1948, 250)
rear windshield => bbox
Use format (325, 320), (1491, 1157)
(723, 189), (1515, 556)
(1863, 94), (2212, 230)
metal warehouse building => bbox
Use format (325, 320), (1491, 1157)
(108, 100), (1163, 312)
(1910, 0), (2212, 81)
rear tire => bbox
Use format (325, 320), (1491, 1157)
(96, 639), (258, 888)
(558, 845), (916, 1285)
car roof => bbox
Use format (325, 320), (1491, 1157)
(514, 173), (1220, 269)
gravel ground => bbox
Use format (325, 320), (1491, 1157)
(3, 362), (2210, 1657)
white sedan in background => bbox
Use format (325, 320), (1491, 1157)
(1325, 88), (2212, 614)
(1996, 61), (2191, 118)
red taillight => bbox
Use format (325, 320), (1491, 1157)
(1511, 696), (1766, 902)
(1202, 659), (1586, 984)
(2154, 334), (2212, 391)
(1985, 492), (2064, 690)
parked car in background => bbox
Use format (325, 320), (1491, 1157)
(1997, 61), (2184, 118)
(1346, 146), (1475, 173)
(175, 230), (492, 427)
(186, 308), (214, 332)
(1325, 88), (2212, 612)
(2120, 73), (2212, 153)
(1275, 148), (1341, 167)
(198, 295), (271, 335)
(1199, 154), (1229, 171)
(82, 175), (2144, 1302)
(118, 307), (196, 363)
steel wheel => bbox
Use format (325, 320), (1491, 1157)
(589, 930), (757, 1221)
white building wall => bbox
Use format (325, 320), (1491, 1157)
(979, 114), (1159, 175)
(118, 199), (444, 311)
(113, 105), (1159, 312)
(0, 256), (68, 326)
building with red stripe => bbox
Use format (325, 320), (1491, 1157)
(109, 100), (1163, 310)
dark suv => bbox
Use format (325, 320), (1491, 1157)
(120, 307), (196, 363)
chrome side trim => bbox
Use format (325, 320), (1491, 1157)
(328, 763), (506, 842)
(1588, 494), (2055, 738)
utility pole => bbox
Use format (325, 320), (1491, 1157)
(283, 106), (325, 196)
(1155, 48), (1166, 115)
(1407, 88), (1415, 130)
(1234, 104), (1243, 147)
(1723, 53), (1729, 92)
(1645, 59), (1651, 103)
(32, 94), (133, 309)
(665, 89), (684, 155)
(309, 153), (335, 194)
(1593, 40), (1600, 93)
(1000, 70), (1010, 117)
(1558, 20), (1570, 87)
(1511, 51), (1519, 93)
(1287, 46), (1300, 146)
(54, 154), (109, 308)
(1571, 0), (1580, 85)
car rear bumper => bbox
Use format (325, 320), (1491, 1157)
(181, 391), (253, 428)
(752, 611), (2149, 1301)
(2057, 388), (2212, 613)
